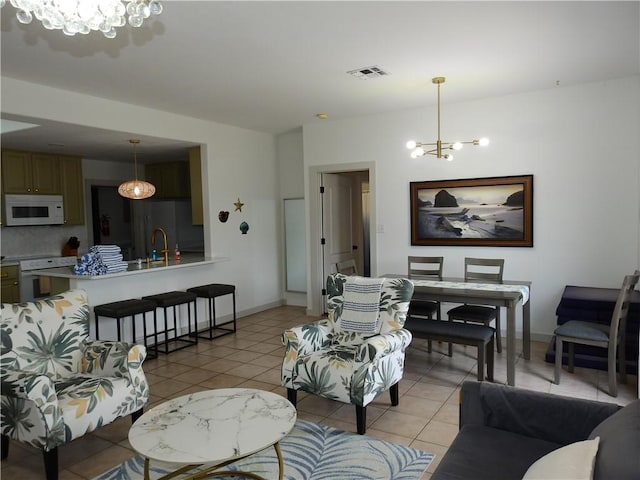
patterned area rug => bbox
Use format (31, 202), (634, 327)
(94, 420), (433, 480)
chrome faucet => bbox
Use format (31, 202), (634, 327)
(151, 227), (169, 264)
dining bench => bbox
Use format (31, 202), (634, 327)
(405, 316), (495, 381)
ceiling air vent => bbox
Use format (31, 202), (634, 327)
(347, 65), (390, 79)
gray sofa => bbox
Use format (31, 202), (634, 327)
(432, 381), (639, 480)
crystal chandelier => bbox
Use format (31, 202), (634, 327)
(406, 77), (489, 161)
(0, 0), (163, 38)
(118, 139), (156, 200)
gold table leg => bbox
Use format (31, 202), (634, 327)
(147, 442), (285, 480)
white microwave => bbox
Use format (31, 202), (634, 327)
(4, 194), (64, 226)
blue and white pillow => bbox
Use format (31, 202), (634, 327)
(337, 277), (384, 334)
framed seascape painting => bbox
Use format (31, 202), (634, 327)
(410, 175), (533, 247)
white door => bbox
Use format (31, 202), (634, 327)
(321, 173), (355, 283)
(309, 164), (374, 316)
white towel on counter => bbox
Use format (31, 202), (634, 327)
(104, 261), (129, 273)
(93, 246), (120, 253)
(91, 244), (121, 254)
(97, 253), (124, 264)
(74, 246), (126, 275)
(74, 252), (107, 275)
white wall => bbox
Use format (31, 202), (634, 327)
(302, 76), (640, 339)
(4, 75), (639, 335)
(277, 128), (306, 306)
(2, 77), (282, 315)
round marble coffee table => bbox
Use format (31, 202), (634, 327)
(129, 388), (297, 480)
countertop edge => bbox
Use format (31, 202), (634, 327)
(31, 256), (230, 280)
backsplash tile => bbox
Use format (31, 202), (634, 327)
(1, 225), (87, 259)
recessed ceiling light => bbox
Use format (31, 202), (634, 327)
(316, 113), (328, 119)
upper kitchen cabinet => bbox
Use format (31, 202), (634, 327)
(145, 161), (191, 199)
(2, 150), (61, 194)
(1, 150), (84, 225)
(59, 155), (85, 225)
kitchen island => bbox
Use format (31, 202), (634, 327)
(33, 254), (230, 341)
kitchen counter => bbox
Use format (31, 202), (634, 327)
(34, 254), (232, 341)
(31, 254), (226, 279)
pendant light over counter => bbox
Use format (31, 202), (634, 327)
(118, 139), (156, 200)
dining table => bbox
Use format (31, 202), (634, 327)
(385, 274), (531, 386)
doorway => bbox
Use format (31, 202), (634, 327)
(90, 185), (134, 260)
(308, 162), (375, 316)
(321, 171), (370, 278)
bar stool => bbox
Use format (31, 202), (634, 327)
(187, 283), (236, 340)
(142, 291), (198, 354)
(93, 299), (158, 358)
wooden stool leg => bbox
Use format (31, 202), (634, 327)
(287, 388), (297, 406)
(1, 434), (8, 459)
(477, 341), (485, 381)
(568, 343), (575, 373)
(43, 447), (58, 480)
(494, 310), (502, 353)
(486, 338), (494, 382)
(356, 405), (366, 435)
(390, 382), (399, 406)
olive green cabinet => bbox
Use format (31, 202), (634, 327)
(2, 150), (61, 194)
(145, 161), (191, 199)
(1, 265), (20, 303)
(60, 155), (85, 225)
(1, 150), (84, 225)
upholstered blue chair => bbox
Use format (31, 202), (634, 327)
(1, 289), (149, 480)
(554, 271), (640, 397)
(282, 274), (414, 434)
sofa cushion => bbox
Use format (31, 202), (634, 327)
(431, 425), (560, 480)
(467, 382), (621, 445)
(588, 399), (640, 480)
(521, 437), (599, 480)
(56, 374), (141, 442)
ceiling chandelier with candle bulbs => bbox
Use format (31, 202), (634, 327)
(406, 77), (489, 161)
(0, 0), (163, 38)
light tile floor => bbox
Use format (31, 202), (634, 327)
(2, 306), (637, 479)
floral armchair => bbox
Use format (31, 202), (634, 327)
(0, 289), (149, 480)
(282, 274), (414, 434)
